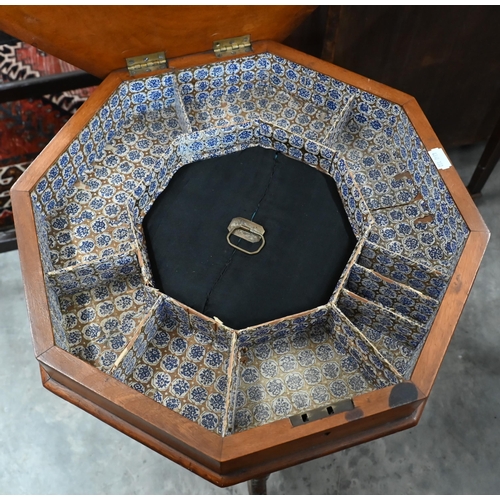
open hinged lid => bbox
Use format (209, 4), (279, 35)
(0, 5), (315, 78)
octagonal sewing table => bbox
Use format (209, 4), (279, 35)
(3, 5), (489, 493)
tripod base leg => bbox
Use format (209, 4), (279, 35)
(247, 474), (270, 494)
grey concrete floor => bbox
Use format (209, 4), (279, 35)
(0, 143), (499, 494)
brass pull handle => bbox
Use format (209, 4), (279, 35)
(227, 217), (266, 255)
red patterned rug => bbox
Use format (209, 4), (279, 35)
(0, 41), (94, 230)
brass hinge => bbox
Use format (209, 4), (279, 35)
(213, 35), (252, 58)
(126, 51), (167, 76)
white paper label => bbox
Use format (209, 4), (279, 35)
(428, 148), (452, 170)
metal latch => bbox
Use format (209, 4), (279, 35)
(213, 35), (252, 58)
(126, 51), (167, 76)
(289, 399), (355, 426)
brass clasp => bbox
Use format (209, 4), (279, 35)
(227, 217), (265, 255)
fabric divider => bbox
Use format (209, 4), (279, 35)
(323, 93), (357, 147)
(357, 239), (449, 301)
(360, 323), (423, 379)
(337, 289), (427, 353)
(346, 263), (439, 326)
(46, 250), (141, 296)
(125, 198), (155, 286)
(328, 236), (368, 304)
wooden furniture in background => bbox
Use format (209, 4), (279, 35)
(287, 6), (500, 150)
(468, 114), (500, 196)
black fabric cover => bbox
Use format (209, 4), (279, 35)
(143, 147), (356, 330)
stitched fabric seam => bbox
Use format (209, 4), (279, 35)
(201, 151), (279, 317)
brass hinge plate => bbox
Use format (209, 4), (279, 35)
(213, 35), (252, 58)
(126, 51), (167, 76)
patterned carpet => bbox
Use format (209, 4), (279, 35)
(0, 41), (94, 230)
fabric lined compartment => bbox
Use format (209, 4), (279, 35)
(228, 305), (400, 434)
(43, 186), (136, 270)
(337, 289), (426, 352)
(367, 197), (457, 274)
(112, 295), (235, 436)
(357, 239), (449, 301)
(142, 145), (357, 330)
(336, 288), (434, 379)
(54, 265), (156, 372)
(345, 263), (439, 326)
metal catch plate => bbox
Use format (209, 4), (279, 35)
(289, 399), (355, 426)
(213, 35), (252, 58)
(126, 51), (167, 76)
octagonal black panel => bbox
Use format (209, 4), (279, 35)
(143, 146), (356, 330)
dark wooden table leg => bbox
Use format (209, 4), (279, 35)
(0, 228), (17, 253)
(247, 474), (270, 495)
(468, 113), (500, 196)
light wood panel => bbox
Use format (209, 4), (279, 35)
(0, 6), (315, 78)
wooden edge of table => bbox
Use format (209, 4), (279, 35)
(219, 382), (425, 471)
(403, 98), (490, 234)
(411, 230), (490, 394)
(37, 345), (224, 469)
(36, 342), (425, 480)
(402, 99), (490, 395)
(38, 358), (425, 487)
(219, 403), (425, 484)
(10, 189), (53, 357)
(38, 365), (227, 487)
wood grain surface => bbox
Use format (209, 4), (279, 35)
(0, 6), (315, 78)
(329, 6), (500, 148)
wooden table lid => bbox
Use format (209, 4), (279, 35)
(0, 6), (316, 78)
